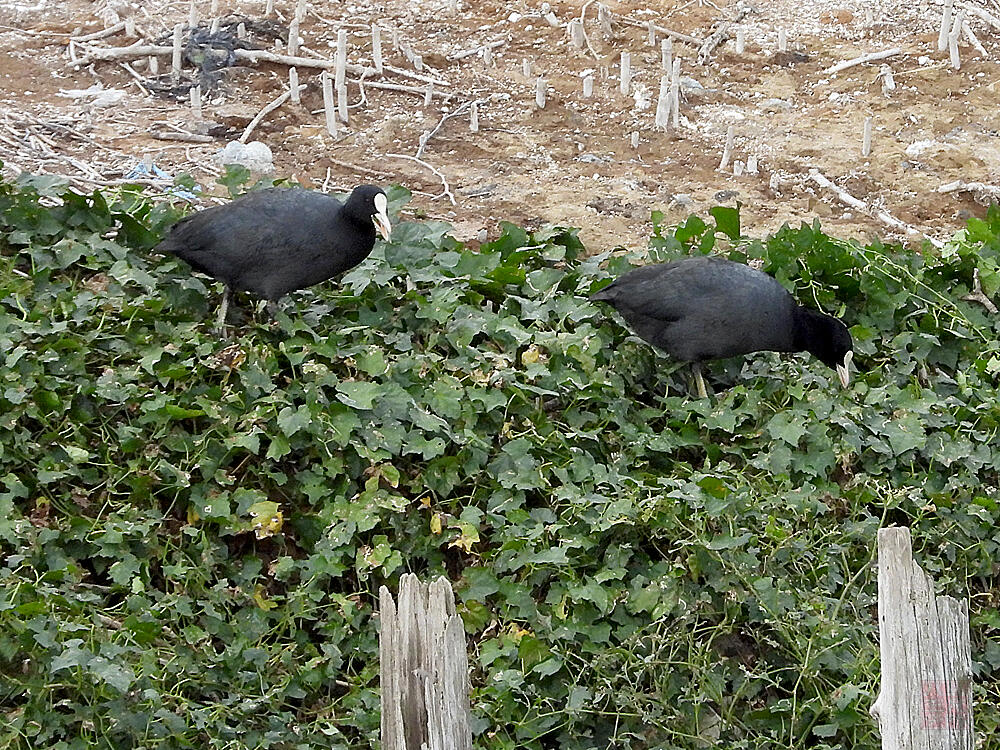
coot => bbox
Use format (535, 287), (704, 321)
(590, 256), (854, 397)
(157, 184), (392, 329)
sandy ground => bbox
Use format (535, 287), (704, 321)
(2, 0), (1000, 253)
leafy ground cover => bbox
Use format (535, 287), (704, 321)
(1, 167), (999, 749)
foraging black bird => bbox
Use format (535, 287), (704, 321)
(590, 255), (854, 397)
(157, 185), (392, 330)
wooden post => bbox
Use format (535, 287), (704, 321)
(380, 574), (472, 750)
(322, 71), (338, 136)
(372, 25), (384, 74)
(938, 0), (954, 52)
(870, 527), (973, 750)
(335, 29), (348, 89)
(619, 51), (631, 96)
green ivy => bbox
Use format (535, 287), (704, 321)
(1, 165), (998, 749)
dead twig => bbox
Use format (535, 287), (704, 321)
(387, 153), (456, 205)
(240, 85), (305, 143)
(616, 16), (703, 46)
(151, 130), (215, 143)
(824, 48), (903, 76)
(962, 268), (999, 314)
(697, 4), (751, 64)
(415, 98), (489, 158)
(808, 169), (943, 247)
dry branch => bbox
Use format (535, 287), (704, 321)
(387, 153), (456, 205)
(151, 130), (215, 143)
(824, 48), (902, 76)
(240, 85), (305, 143)
(616, 16), (702, 46)
(809, 169), (943, 247)
(938, 179), (1000, 205)
(68, 43), (452, 88)
(697, 5), (751, 65)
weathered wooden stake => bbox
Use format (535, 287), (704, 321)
(265, 0), (274, 15)
(372, 25), (383, 74)
(190, 84), (202, 118)
(598, 3), (612, 38)
(661, 38), (672, 71)
(287, 16), (300, 56)
(288, 67), (300, 103)
(719, 124), (734, 169)
(630, 130), (639, 148)
(880, 64), (896, 94)
(413, 54), (424, 71)
(949, 11), (965, 69)
(870, 527), (973, 750)
(938, 0), (954, 52)
(337, 83), (348, 123)
(210, 0), (218, 14)
(171, 23), (183, 75)
(522, 58), (532, 77)
(647, 20), (656, 46)
(733, 160), (744, 176)
(124, 16), (135, 36)
(482, 45), (493, 66)
(296, 0), (307, 21)
(777, 28), (787, 52)
(535, 77), (546, 108)
(862, 116), (873, 157)
(237, 22), (246, 39)
(423, 83), (433, 106)
(335, 29), (348, 89)
(747, 154), (758, 173)
(570, 20), (585, 49)
(619, 51), (631, 96)
(380, 575), (472, 750)
(188, 0), (197, 28)
(149, 55), (159, 74)
(469, 101), (479, 132)
(583, 74), (593, 97)
(322, 72), (338, 136)
(391, 26), (400, 52)
(209, 16), (220, 34)
(654, 74), (670, 129)
(735, 29), (746, 53)
(670, 57), (681, 127)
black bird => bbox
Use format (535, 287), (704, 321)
(157, 185), (392, 330)
(590, 255), (854, 397)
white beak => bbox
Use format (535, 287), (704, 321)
(373, 193), (392, 241)
(836, 350), (853, 388)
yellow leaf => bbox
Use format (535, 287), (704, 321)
(253, 584), (276, 610)
(186, 505), (200, 524)
(521, 345), (541, 365)
(248, 501), (283, 539)
(430, 513), (443, 535)
(447, 522), (480, 553)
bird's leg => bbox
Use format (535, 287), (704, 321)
(216, 285), (232, 336)
(692, 362), (709, 399)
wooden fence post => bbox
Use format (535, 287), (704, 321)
(380, 574), (472, 750)
(870, 527), (973, 750)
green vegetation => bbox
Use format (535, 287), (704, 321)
(1, 167), (999, 749)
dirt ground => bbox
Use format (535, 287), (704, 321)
(2, 0), (1000, 253)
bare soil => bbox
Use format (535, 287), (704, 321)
(2, 0), (1000, 253)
